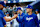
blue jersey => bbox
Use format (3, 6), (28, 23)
(23, 13), (39, 27)
(16, 13), (25, 27)
(0, 10), (6, 27)
(0, 10), (5, 17)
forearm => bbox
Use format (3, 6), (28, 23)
(4, 16), (16, 22)
(4, 14), (18, 22)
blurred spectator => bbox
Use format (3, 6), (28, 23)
(20, 6), (24, 11)
(3, 7), (7, 15)
(9, 7), (13, 17)
(13, 5), (17, 10)
(6, 6), (10, 13)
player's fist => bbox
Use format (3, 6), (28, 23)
(12, 14), (18, 19)
(14, 14), (18, 18)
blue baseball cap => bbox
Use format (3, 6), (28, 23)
(26, 5), (33, 9)
(17, 7), (21, 11)
(35, 9), (39, 11)
(0, 1), (6, 7)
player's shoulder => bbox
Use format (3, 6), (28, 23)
(32, 13), (37, 16)
(0, 10), (2, 12)
(22, 13), (25, 14)
(0, 10), (3, 13)
(22, 13), (25, 16)
(0, 13), (3, 18)
(24, 13), (28, 16)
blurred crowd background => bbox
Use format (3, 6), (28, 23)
(0, 0), (40, 27)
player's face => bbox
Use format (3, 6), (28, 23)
(17, 10), (21, 14)
(35, 11), (38, 14)
(0, 4), (3, 10)
(6, 14), (9, 16)
(26, 8), (30, 13)
(26, 8), (32, 13)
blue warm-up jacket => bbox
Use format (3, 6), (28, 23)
(0, 10), (6, 27)
(16, 13), (25, 27)
(23, 13), (39, 27)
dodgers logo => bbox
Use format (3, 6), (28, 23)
(26, 17), (33, 22)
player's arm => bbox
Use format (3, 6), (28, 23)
(4, 14), (18, 22)
(2, 17), (6, 27)
(35, 15), (39, 27)
(0, 14), (6, 27)
(1, 10), (18, 22)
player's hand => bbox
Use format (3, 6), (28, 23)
(12, 14), (18, 19)
(14, 14), (18, 18)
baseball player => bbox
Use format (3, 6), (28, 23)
(0, 2), (18, 27)
(16, 7), (25, 27)
(22, 5), (39, 27)
(0, 2), (18, 22)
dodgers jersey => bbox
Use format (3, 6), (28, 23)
(23, 13), (39, 27)
(0, 13), (6, 27)
(0, 10), (6, 27)
(16, 13), (25, 27)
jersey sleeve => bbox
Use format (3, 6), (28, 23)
(0, 10), (5, 17)
(0, 14), (6, 25)
(2, 18), (6, 25)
